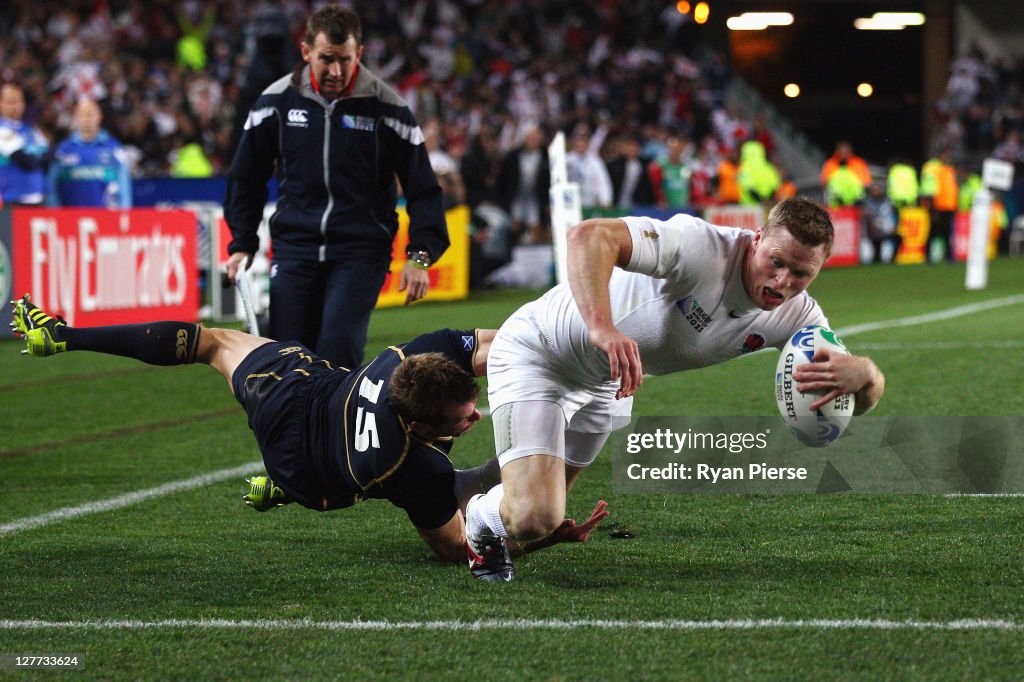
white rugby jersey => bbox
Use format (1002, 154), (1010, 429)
(519, 213), (828, 385)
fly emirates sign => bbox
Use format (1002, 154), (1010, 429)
(13, 209), (198, 326)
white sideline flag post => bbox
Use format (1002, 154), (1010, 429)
(966, 158), (1014, 291)
(549, 131), (582, 286)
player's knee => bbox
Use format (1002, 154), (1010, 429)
(503, 500), (563, 541)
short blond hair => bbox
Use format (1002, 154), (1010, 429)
(764, 196), (834, 257)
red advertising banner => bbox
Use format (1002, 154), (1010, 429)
(953, 209), (1002, 262)
(953, 212), (970, 262)
(705, 204), (858, 268)
(703, 204), (765, 232)
(824, 206), (859, 268)
(12, 208), (199, 327)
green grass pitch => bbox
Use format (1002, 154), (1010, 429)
(1, 258), (1023, 679)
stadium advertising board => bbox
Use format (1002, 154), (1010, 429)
(895, 206), (929, 264)
(703, 204), (859, 268)
(10, 208), (198, 327)
(953, 208), (1003, 262)
(823, 206), (860, 267)
(376, 204), (470, 307)
(703, 204), (764, 232)
(214, 204), (469, 316)
(0, 210), (12, 332)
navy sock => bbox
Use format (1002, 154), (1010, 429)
(61, 322), (201, 366)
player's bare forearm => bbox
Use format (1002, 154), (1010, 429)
(566, 219), (631, 332)
(566, 220), (643, 396)
(417, 511), (467, 563)
(471, 329), (496, 377)
(853, 357), (885, 415)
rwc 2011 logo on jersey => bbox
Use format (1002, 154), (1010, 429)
(675, 295), (712, 333)
(287, 109), (309, 127)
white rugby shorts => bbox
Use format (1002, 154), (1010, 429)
(487, 311), (632, 467)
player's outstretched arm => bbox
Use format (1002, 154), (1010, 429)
(471, 329), (496, 377)
(795, 350), (885, 415)
(566, 219), (643, 399)
(417, 511), (468, 563)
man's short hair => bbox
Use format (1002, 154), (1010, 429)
(305, 5), (362, 46)
(764, 196), (834, 257)
(390, 353), (478, 426)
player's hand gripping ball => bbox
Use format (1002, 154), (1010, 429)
(775, 325), (854, 447)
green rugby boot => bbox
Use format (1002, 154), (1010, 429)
(243, 475), (290, 511)
(11, 294), (67, 357)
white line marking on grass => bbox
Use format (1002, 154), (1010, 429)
(1, 618), (1022, 631)
(856, 340), (1024, 351)
(7, 294), (1022, 538)
(0, 462), (262, 539)
(834, 294), (1024, 338)
(946, 493), (1024, 498)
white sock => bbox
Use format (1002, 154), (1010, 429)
(466, 484), (509, 540)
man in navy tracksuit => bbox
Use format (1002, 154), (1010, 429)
(224, 5), (448, 370)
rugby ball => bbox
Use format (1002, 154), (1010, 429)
(774, 325), (854, 447)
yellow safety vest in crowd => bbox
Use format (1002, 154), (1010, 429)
(737, 140), (780, 204)
(826, 166), (865, 206)
(171, 143), (214, 178)
(959, 174), (982, 212)
(887, 163), (919, 207)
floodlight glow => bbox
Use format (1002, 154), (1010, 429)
(726, 12), (794, 30)
(854, 17), (905, 30)
(874, 12), (925, 26)
(747, 12), (794, 26)
(857, 82), (874, 97)
(784, 83), (800, 98)
(727, 16), (768, 30)
(855, 12), (926, 30)
(694, 2), (710, 24)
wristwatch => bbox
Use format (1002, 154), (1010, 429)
(406, 249), (432, 270)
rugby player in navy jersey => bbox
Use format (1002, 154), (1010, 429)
(11, 295), (606, 565)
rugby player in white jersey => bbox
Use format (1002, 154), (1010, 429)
(464, 197), (886, 581)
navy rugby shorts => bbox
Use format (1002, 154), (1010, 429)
(231, 341), (332, 510)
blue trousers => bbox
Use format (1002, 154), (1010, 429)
(268, 256), (390, 370)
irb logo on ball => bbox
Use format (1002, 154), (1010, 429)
(775, 325), (854, 447)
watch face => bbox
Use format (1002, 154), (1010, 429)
(407, 250), (431, 267)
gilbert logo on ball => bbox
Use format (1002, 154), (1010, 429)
(774, 325), (854, 447)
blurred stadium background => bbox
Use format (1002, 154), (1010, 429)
(2, 0), (1024, 678)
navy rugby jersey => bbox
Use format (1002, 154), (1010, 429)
(305, 328), (479, 529)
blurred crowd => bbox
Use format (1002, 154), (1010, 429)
(0, 1), (762, 193)
(1, 1), (1022, 260)
(932, 43), (1024, 218)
